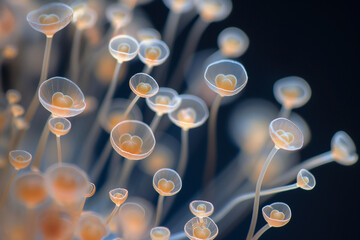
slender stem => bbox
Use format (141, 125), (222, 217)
(11, 37), (53, 150)
(56, 135), (62, 165)
(150, 114), (162, 132)
(272, 151), (333, 186)
(252, 224), (271, 240)
(0, 169), (18, 211)
(79, 197), (87, 213)
(154, 195), (165, 227)
(106, 205), (120, 225)
(169, 18), (209, 90)
(70, 28), (83, 83)
(79, 61), (122, 168)
(246, 146), (279, 240)
(279, 105), (292, 118)
(123, 95), (140, 119)
(143, 65), (153, 75)
(177, 129), (189, 178)
(164, 11), (181, 49)
(213, 183), (298, 222)
(31, 122), (50, 172)
(91, 141), (112, 180)
(204, 95), (222, 185)
(119, 159), (136, 187)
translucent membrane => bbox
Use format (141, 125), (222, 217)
(151, 226), (171, 240)
(262, 202), (291, 227)
(39, 77), (86, 117)
(39, 207), (74, 239)
(331, 131), (358, 166)
(218, 27), (249, 58)
(44, 163), (89, 205)
(269, 118), (304, 151)
(117, 202), (147, 238)
(9, 150), (32, 170)
(153, 168), (182, 196)
(109, 188), (129, 206)
(14, 172), (47, 208)
(48, 117), (71, 136)
(99, 98), (143, 133)
(204, 59), (248, 97)
(129, 73), (159, 98)
(6, 89), (21, 104)
(27, 2), (73, 37)
(190, 200), (214, 218)
(163, 0), (194, 13)
(85, 182), (96, 198)
(195, 0), (232, 22)
(146, 88), (181, 115)
(106, 3), (132, 29)
(296, 169), (316, 190)
(73, 5), (97, 30)
(137, 28), (161, 42)
(274, 76), (311, 109)
(138, 39), (170, 67)
(109, 35), (139, 63)
(76, 212), (107, 240)
(10, 104), (24, 117)
(169, 94), (209, 130)
(184, 217), (218, 240)
(110, 120), (155, 160)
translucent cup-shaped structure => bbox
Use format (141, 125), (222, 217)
(297, 169), (316, 190)
(76, 212), (107, 240)
(109, 35), (139, 63)
(331, 131), (358, 166)
(196, 0), (232, 22)
(146, 88), (181, 116)
(138, 39), (170, 67)
(110, 120), (156, 160)
(39, 207), (74, 240)
(106, 3), (132, 29)
(274, 76), (311, 109)
(118, 202), (146, 237)
(109, 188), (129, 206)
(6, 89), (21, 104)
(129, 73), (159, 98)
(73, 6), (97, 30)
(85, 182), (96, 198)
(218, 27), (249, 58)
(39, 77), (86, 117)
(163, 0), (194, 13)
(204, 59), (248, 97)
(262, 202), (291, 227)
(27, 3), (73, 37)
(9, 150), (32, 170)
(153, 168), (182, 196)
(184, 217), (218, 240)
(269, 118), (304, 151)
(100, 98), (143, 133)
(137, 28), (161, 42)
(190, 200), (214, 218)
(151, 226), (171, 240)
(10, 104), (24, 117)
(14, 172), (47, 208)
(44, 163), (89, 205)
(48, 117), (71, 136)
(169, 95), (209, 130)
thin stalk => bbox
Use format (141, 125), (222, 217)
(246, 146), (279, 240)
(143, 65), (153, 75)
(163, 11), (181, 49)
(177, 129), (189, 178)
(70, 28), (83, 83)
(56, 135), (62, 165)
(204, 94), (222, 185)
(150, 114), (162, 132)
(79, 61), (122, 168)
(0, 169), (18, 211)
(252, 224), (271, 240)
(106, 205), (120, 225)
(123, 95), (140, 119)
(31, 122), (50, 172)
(119, 159), (136, 187)
(279, 105), (292, 118)
(213, 183), (298, 222)
(91, 141), (112, 180)
(169, 18), (209, 90)
(154, 195), (165, 227)
(11, 37), (53, 150)
(79, 197), (87, 213)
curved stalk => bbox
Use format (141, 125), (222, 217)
(119, 159), (136, 187)
(252, 224), (271, 240)
(0, 169), (18, 211)
(150, 114), (162, 132)
(154, 195), (165, 227)
(279, 105), (292, 118)
(56, 135), (62, 165)
(123, 95), (140, 119)
(106, 205), (120, 225)
(70, 28), (83, 83)
(91, 141), (112, 180)
(31, 122), (50, 172)
(177, 129), (189, 178)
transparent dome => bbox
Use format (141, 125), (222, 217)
(218, 27), (249, 58)
(73, 5), (97, 30)
(138, 39), (170, 67)
(109, 35), (139, 63)
(129, 73), (159, 98)
(109, 188), (129, 206)
(163, 0), (194, 14)
(76, 212), (107, 240)
(296, 169), (316, 190)
(190, 200), (214, 218)
(151, 226), (171, 240)
(9, 150), (32, 170)
(184, 217), (218, 240)
(106, 3), (132, 29)
(269, 118), (304, 151)
(14, 172), (47, 208)
(262, 202), (291, 227)
(48, 117), (71, 136)
(196, 0), (232, 23)
(146, 88), (181, 115)
(137, 28), (161, 42)
(331, 131), (358, 166)
(153, 168), (182, 196)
